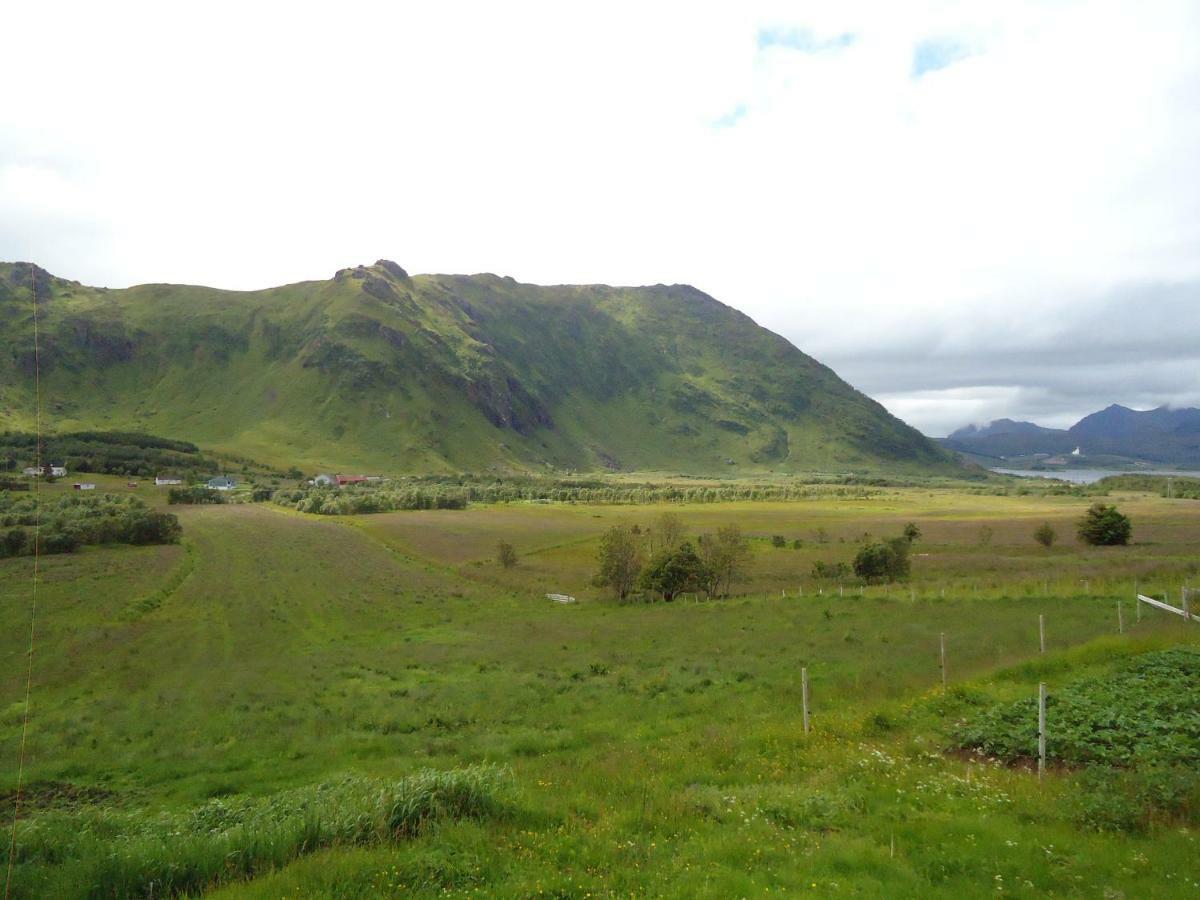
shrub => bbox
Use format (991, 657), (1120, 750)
(852, 537), (910, 582)
(1, 527), (26, 557)
(168, 486), (225, 505)
(771, 534), (786, 548)
(1077, 502), (1132, 546)
(902, 521), (922, 543)
(638, 542), (710, 601)
(1033, 521), (1056, 548)
(497, 541), (518, 569)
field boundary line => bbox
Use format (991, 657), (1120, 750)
(122, 538), (198, 619)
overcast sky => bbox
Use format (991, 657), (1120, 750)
(3, 1), (1199, 436)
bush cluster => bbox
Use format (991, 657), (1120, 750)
(0, 493), (182, 557)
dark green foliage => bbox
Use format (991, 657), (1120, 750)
(0, 493), (182, 555)
(957, 648), (1200, 768)
(1033, 521), (1057, 547)
(902, 521), (922, 543)
(852, 537), (910, 582)
(771, 534), (787, 548)
(168, 486), (226, 505)
(497, 541), (518, 569)
(0, 431), (207, 478)
(1, 527), (26, 557)
(123, 511), (184, 545)
(1077, 502), (1132, 545)
(638, 542), (710, 601)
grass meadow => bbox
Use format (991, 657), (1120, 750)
(1, 476), (1198, 896)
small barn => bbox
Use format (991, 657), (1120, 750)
(155, 475), (183, 486)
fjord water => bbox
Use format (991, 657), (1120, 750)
(992, 467), (1200, 484)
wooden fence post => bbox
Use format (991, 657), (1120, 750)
(1039, 614), (1045, 654)
(1117, 600), (1124, 634)
(801, 666), (810, 735)
(1038, 683), (1047, 782)
(940, 632), (947, 690)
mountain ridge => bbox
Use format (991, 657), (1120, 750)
(0, 260), (958, 475)
(942, 404), (1200, 467)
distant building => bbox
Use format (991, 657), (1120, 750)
(336, 475), (370, 487)
(1071, 446), (1082, 456)
(313, 474), (337, 487)
(206, 476), (237, 491)
(22, 467), (41, 477)
(50, 465), (67, 477)
(73, 482), (96, 491)
(155, 475), (184, 486)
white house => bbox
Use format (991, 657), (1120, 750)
(313, 473), (336, 487)
(73, 482), (96, 491)
(155, 475), (183, 486)
(22, 467), (40, 477)
(206, 476), (237, 491)
(50, 465), (67, 477)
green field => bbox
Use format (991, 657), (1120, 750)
(2, 478), (1198, 897)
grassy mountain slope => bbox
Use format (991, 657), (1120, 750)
(0, 261), (954, 474)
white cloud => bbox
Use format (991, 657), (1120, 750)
(2, 0), (1198, 433)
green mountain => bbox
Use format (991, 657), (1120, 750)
(0, 260), (954, 475)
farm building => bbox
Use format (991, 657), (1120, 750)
(155, 475), (183, 486)
(206, 476), (237, 491)
(72, 483), (96, 491)
(313, 474), (336, 486)
(22, 467), (40, 477)
(336, 475), (370, 487)
(51, 465), (67, 477)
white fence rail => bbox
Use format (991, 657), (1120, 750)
(1136, 592), (1196, 622)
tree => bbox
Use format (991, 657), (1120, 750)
(653, 512), (685, 552)
(497, 540), (518, 569)
(638, 542), (710, 601)
(594, 524), (643, 600)
(853, 537), (911, 582)
(902, 522), (922, 543)
(771, 534), (787, 548)
(698, 524), (751, 597)
(1, 527), (26, 557)
(1033, 522), (1057, 548)
(1077, 503), (1132, 546)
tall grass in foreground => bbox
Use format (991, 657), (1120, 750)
(4, 765), (511, 899)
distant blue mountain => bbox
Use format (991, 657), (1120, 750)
(941, 405), (1200, 466)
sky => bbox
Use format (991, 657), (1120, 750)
(3, 1), (1199, 436)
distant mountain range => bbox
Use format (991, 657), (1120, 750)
(0, 261), (958, 475)
(941, 405), (1200, 468)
